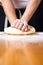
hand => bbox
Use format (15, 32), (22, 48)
(11, 19), (32, 32)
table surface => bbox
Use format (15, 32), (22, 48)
(0, 32), (43, 42)
(0, 32), (43, 65)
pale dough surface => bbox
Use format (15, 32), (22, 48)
(4, 27), (35, 35)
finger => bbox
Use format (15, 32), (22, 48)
(25, 27), (28, 32)
(28, 25), (32, 30)
(15, 19), (20, 28)
(22, 24), (28, 32)
(18, 22), (24, 30)
(15, 21), (20, 28)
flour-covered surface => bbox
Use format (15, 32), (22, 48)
(0, 32), (43, 42)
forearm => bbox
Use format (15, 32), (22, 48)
(1, 0), (17, 24)
(21, 0), (41, 23)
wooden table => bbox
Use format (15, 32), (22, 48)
(0, 32), (43, 65)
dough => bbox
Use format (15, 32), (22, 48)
(4, 27), (35, 35)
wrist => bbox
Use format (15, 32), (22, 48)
(10, 18), (17, 26)
(20, 18), (28, 24)
(10, 18), (18, 25)
(11, 19), (20, 27)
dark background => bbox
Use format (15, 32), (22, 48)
(0, 0), (43, 31)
